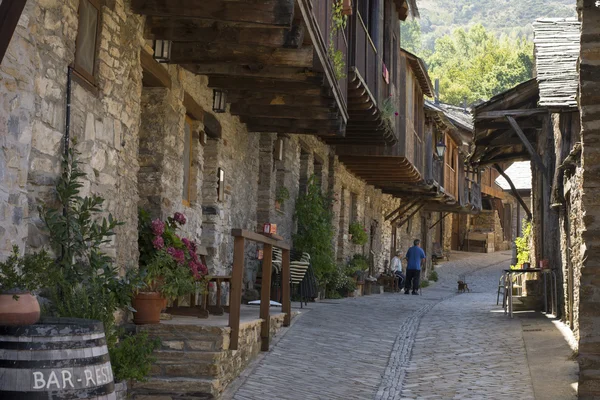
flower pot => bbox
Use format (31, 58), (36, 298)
(0, 292), (40, 325)
(132, 292), (165, 325)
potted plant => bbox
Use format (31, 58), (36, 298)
(348, 221), (368, 245)
(136, 210), (209, 324)
(0, 246), (52, 325)
(275, 187), (290, 211)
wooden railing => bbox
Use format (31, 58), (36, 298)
(229, 229), (291, 351)
(350, 11), (379, 103)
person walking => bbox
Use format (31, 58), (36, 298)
(390, 250), (405, 292)
(405, 239), (426, 295)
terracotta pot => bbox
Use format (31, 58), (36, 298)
(0, 292), (41, 326)
(132, 292), (165, 325)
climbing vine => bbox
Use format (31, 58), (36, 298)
(328, 0), (347, 80)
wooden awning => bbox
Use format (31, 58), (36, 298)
(470, 79), (546, 166)
(401, 49), (434, 98)
(132, 0), (348, 137)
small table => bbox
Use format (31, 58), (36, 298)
(202, 275), (232, 316)
(503, 268), (542, 318)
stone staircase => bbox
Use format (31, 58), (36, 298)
(130, 314), (286, 399)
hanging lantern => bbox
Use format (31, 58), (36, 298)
(435, 138), (447, 159)
(212, 89), (227, 113)
(152, 40), (171, 63)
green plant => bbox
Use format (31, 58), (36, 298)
(40, 146), (141, 345)
(0, 246), (53, 299)
(275, 187), (290, 204)
(428, 270), (439, 282)
(420, 279), (430, 288)
(349, 221), (368, 245)
(347, 254), (369, 275)
(293, 176), (336, 288)
(328, 0), (347, 80)
(138, 210), (209, 298)
(109, 332), (161, 383)
(512, 220), (531, 269)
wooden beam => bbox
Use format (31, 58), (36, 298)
(171, 43), (313, 67)
(0, 0), (27, 65)
(183, 92), (205, 122)
(429, 213), (450, 230)
(140, 48), (172, 88)
(131, 0), (295, 27)
(241, 116), (342, 131)
(184, 64), (319, 82)
(394, 203), (425, 226)
(208, 76), (322, 96)
(476, 119), (542, 130)
(228, 92), (333, 107)
(231, 104), (337, 120)
(494, 163), (532, 221)
(506, 116), (545, 173)
(475, 108), (548, 120)
(385, 199), (418, 221)
(145, 17), (292, 47)
(204, 112), (222, 139)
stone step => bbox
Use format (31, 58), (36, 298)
(131, 376), (220, 400)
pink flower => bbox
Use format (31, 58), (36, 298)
(174, 212), (187, 225)
(394, 112), (399, 116)
(151, 219), (165, 236)
(152, 236), (164, 250)
(167, 247), (185, 264)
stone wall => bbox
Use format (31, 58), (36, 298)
(0, 0), (144, 266)
(0, 0), (435, 308)
(577, 1), (600, 396)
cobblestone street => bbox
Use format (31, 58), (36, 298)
(225, 252), (577, 400)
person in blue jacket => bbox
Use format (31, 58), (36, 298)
(405, 239), (426, 295)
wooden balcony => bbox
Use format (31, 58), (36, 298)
(132, 0), (348, 137)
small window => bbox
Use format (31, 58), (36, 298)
(74, 0), (101, 84)
(217, 168), (225, 202)
(182, 117), (193, 206)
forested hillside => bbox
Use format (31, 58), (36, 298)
(402, 0), (576, 106)
(414, 0), (577, 51)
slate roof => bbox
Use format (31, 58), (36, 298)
(533, 18), (581, 108)
(494, 161), (532, 191)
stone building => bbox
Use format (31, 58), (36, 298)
(1, 0), (472, 301)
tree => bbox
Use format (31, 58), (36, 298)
(425, 24), (534, 106)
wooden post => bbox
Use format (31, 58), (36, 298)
(229, 236), (245, 350)
(282, 248), (291, 326)
(494, 163), (532, 221)
(506, 115), (546, 174)
(260, 244), (273, 351)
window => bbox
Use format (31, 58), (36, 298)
(74, 0), (101, 84)
(182, 117), (193, 206)
(217, 168), (225, 202)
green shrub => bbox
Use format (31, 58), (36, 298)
(428, 270), (439, 282)
(294, 176), (336, 288)
(420, 280), (430, 288)
(348, 221), (368, 245)
(0, 246), (52, 299)
(109, 332), (161, 382)
(514, 220), (532, 268)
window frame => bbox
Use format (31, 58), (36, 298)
(182, 116), (194, 207)
(73, 0), (102, 86)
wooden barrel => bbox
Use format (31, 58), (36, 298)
(0, 317), (116, 400)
